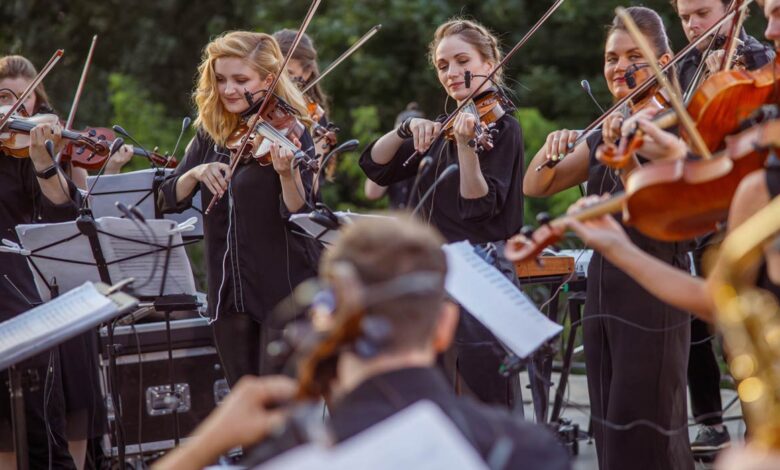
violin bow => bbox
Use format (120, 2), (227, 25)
(403, 0), (566, 166)
(0, 49), (64, 131)
(65, 35), (98, 131)
(616, 7), (713, 159)
(537, 0), (754, 171)
(301, 24), (382, 94)
(204, 0), (322, 215)
(719, 0), (748, 71)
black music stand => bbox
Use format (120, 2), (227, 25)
(0, 281), (138, 470)
(7, 211), (199, 464)
(86, 168), (204, 240)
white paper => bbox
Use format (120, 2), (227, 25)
(258, 401), (488, 470)
(289, 211), (391, 245)
(15, 217), (196, 301)
(443, 241), (563, 358)
(0, 282), (117, 370)
(87, 168), (203, 238)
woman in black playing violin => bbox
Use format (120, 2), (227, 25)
(157, 31), (320, 386)
(273, 29), (337, 177)
(359, 18), (525, 409)
(0, 55), (81, 469)
(524, 8), (693, 470)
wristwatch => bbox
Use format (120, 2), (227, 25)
(34, 164), (59, 180)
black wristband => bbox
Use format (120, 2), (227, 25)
(34, 163), (59, 180)
(396, 117), (413, 139)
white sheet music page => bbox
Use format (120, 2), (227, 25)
(87, 169), (203, 237)
(442, 241), (563, 358)
(15, 217), (196, 300)
(98, 218), (196, 298)
(257, 400), (488, 470)
(0, 282), (113, 356)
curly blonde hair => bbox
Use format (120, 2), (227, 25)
(428, 18), (504, 87)
(194, 30), (312, 146)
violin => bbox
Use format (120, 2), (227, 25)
(305, 99), (338, 155)
(0, 107), (111, 163)
(506, 118), (780, 262)
(597, 64), (673, 170)
(443, 90), (507, 153)
(60, 126), (176, 170)
(226, 93), (311, 166)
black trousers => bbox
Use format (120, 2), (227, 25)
(584, 256), (693, 470)
(687, 317), (724, 426)
(0, 352), (76, 469)
(212, 312), (283, 387)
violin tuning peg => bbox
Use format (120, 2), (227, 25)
(490, 128), (499, 138)
(520, 225), (535, 239)
(153, 146), (160, 153)
(549, 244), (561, 253)
(467, 139), (477, 148)
(536, 212), (552, 226)
(88, 129), (96, 137)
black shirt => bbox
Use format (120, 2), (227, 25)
(0, 155), (80, 323)
(677, 30), (775, 92)
(329, 367), (571, 470)
(359, 112), (525, 244)
(157, 129), (320, 322)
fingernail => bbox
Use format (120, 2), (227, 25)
(558, 153), (565, 160)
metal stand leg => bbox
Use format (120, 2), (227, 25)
(8, 366), (28, 470)
(164, 311), (181, 446)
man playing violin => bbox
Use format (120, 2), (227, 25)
(672, 0), (775, 92)
(0, 55), (81, 469)
(153, 215), (571, 470)
(671, 0), (775, 455)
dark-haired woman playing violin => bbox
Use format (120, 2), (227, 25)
(0, 54), (81, 470)
(359, 18), (525, 409)
(157, 31), (320, 387)
(524, 7), (693, 470)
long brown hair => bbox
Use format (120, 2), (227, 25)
(193, 31), (312, 146)
(606, 6), (681, 97)
(0, 55), (53, 114)
(273, 29), (329, 115)
(428, 18), (505, 87)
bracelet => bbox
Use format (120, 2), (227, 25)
(396, 117), (413, 139)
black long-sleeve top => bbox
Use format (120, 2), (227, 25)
(359, 112), (525, 244)
(0, 155), (81, 322)
(157, 129), (320, 322)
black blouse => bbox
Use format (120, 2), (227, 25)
(0, 155), (81, 322)
(359, 112), (525, 244)
(157, 129), (320, 322)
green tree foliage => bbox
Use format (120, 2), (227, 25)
(1, 0), (772, 219)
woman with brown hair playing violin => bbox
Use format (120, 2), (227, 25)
(524, 7), (694, 470)
(157, 31), (320, 387)
(273, 29), (337, 177)
(359, 18), (525, 409)
(0, 54), (81, 469)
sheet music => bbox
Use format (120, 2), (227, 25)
(443, 241), (563, 358)
(289, 212), (390, 245)
(258, 401), (487, 470)
(87, 168), (203, 238)
(15, 217), (196, 301)
(0, 282), (117, 370)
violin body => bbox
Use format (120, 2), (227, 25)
(0, 113), (60, 158)
(687, 55), (780, 151)
(227, 94), (306, 165)
(443, 91), (507, 153)
(507, 119), (779, 263)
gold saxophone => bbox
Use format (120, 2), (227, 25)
(710, 194), (780, 449)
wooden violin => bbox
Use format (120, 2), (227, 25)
(226, 93), (309, 166)
(0, 108), (111, 163)
(60, 126), (176, 170)
(443, 90), (508, 153)
(506, 118), (780, 262)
